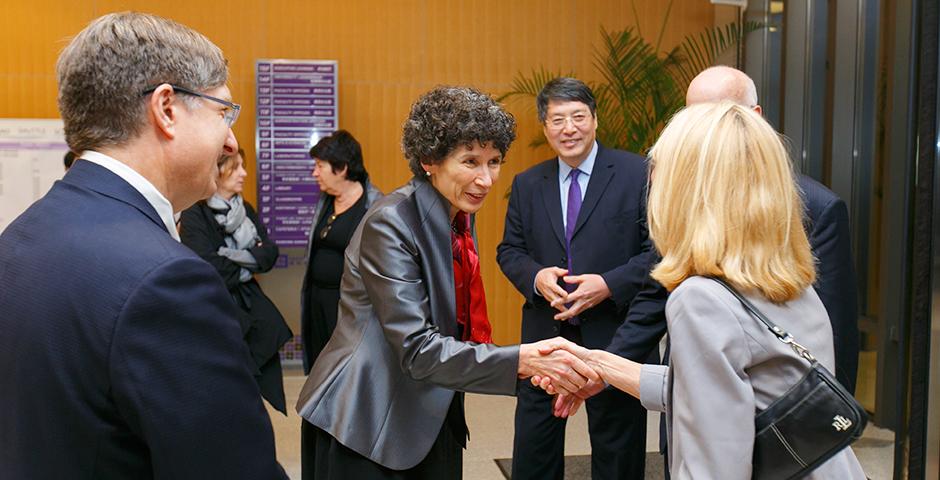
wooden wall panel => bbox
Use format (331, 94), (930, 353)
(1, 0), (715, 345)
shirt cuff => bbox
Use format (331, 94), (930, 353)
(639, 364), (669, 412)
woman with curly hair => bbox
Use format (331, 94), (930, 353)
(295, 86), (598, 479)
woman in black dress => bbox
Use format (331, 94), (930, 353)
(179, 149), (293, 414)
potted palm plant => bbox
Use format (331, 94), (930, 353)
(499, 5), (762, 154)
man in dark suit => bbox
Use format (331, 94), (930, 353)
(795, 174), (860, 393)
(608, 66), (859, 394)
(498, 77), (658, 479)
(0, 13), (286, 479)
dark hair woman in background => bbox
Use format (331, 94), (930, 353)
(180, 148), (293, 414)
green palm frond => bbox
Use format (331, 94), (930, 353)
(670, 20), (765, 88)
(500, 16), (767, 156)
(592, 27), (682, 152)
(497, 67), (570, 107)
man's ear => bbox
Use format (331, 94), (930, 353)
(147, 84), (179, 139)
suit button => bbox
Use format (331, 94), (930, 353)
(561, 257), (567, 264)
(552, 326), (559, 333)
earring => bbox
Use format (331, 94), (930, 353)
(425, 170), (431, 177)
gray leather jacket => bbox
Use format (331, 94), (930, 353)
(296, 177), (519, 470)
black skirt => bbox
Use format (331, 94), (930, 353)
(302, 396), (465, 480)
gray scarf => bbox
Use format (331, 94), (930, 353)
(206, 194), (259, 283)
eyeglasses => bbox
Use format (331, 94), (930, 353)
(141, 84), (241, 127)
(320, 214), (337, 240)
(545, 112), (593, 131)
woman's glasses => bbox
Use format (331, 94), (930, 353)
(320, 214), (337, 239)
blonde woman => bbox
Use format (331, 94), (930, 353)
(539, 102), (866, 478)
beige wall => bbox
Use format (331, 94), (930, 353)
(0, 0), (716, 344)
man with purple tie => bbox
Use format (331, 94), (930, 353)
(498, 77), (662, 479)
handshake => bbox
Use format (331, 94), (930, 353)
(517, 337), (616, 418)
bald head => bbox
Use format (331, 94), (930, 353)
(686, 66), (759, 109)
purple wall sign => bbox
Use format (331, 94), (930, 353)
(256, 59), (338, 260)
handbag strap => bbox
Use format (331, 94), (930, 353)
(711, 278), (818, 364)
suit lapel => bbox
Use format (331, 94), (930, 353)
(572, 146), (614, 238)
(412, 178), (458, 338)
(64, 160), (168, 234)
(539, 162), (566, 249)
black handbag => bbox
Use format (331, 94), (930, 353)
(713, 279), (868, 480)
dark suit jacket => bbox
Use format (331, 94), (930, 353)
(0, 160), (285, 479)
(497, 144), (658, 348)
(607, 174), (860, 393)
(295, 177), (519, 470)
(179, 200), (294, 413)
(797, 175), (859, 393)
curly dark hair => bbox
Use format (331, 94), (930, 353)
(402, 86), (516, 177)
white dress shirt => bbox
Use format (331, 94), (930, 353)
(557, 141), (597, 228)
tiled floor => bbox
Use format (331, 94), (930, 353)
(270, 366), (896, 479)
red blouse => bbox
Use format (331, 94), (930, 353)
(450, 211), (492, 343)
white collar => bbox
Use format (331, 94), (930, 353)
(558, 141), (599, 179)
(79, 150), (181, 242)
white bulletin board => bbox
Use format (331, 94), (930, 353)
(0, 119), (68, 234)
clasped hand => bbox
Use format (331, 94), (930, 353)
(524, 338), (606, 419)
(534, 267), (611, 321)
(518, 337), (600, 396)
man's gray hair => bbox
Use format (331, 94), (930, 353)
(56, 12), (228, 153)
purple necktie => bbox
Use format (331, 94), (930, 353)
(565, 169), (582, 325)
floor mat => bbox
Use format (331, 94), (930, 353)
(494, 453), (666, 479)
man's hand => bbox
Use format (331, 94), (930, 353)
(530, 376), (602, 418)
(535, 267), (569, 313)
(552, 274), (611, 320)
(518, 337), (598, 395)
(556, 379), (605, 417)
(553, 392), (585, 418)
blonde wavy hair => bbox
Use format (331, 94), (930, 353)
(647, 102), (815, 302)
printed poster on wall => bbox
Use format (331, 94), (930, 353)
(0, 119), (68, 234)
(255, 59), (338, 267)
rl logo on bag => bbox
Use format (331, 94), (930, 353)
(832, 415), (852, 431)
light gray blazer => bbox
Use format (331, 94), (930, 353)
(295, 177), (519, 470)
(638, 276), (865, 479)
